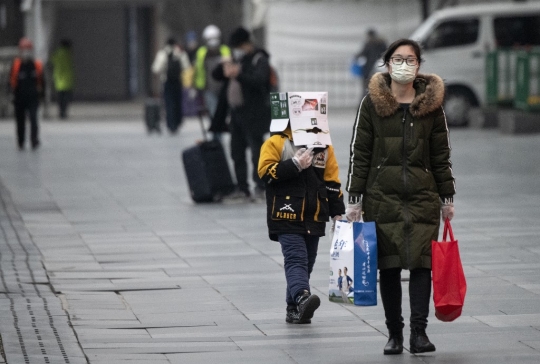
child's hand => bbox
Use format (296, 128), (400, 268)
(292, 147), (314, 171)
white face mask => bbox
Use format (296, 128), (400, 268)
(233, 48), (246, 61)
(390, 62), (417, 84)
(206, 38), (220, 48)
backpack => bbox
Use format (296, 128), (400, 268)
(252, 52), (279, 92)
(269, 66), (279, 92)
(166, 51), (182, 83)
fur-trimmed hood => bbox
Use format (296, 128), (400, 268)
(368, 72), (445, 118)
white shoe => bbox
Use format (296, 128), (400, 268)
(251, 187), (265, 203)
(222, 190), (251, 204)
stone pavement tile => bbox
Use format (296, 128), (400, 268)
(147, 324), (263, 339)
(169, 243), (261, 258)
(289, 348), (428, 364)
(5, 353), (88, 364)
(518, 284), (540, 294)
(53, 280), (181, 292)
(474, 313), (540, 327)
(415, 333), (540, 364)
(159, 231), (240, 244)
(181, 254), (279, 271)
(87, 245), (173, 256)
(50, 271), (169, 279)
(202, 271), (284, 285)
(522, 340), (540, 350)
(92, 253), (177, 263)
(120, 287), (224, 304)
(51, 280), (116, 292)
(233, 332), (385, 350)
(43, 254), (97, 262)
(166, 349), (295, 364)
(464, 295), (540, 316)
(39, 246), (93, 257)
(70, 317), (220, 329)
(69, 310), (138, 321)
(75, 328), (151, 339)
(86, 353), (169, 363)
(43, 261), (103, 271)
(134, 311), (246, 326)
(3, 343), (84, 359)
(423, 354), (540, 364)
(82, 340), (239, 354)
(100, 261), (190, 271)
(255, 319), (377, 337)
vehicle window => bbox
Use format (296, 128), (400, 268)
(424, 18), (479, 49)
(494, 15), (540, 47)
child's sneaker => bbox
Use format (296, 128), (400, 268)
(285, 305), (300, 324)
(296, 290), (320, 324)
(286, 305), (311, 324)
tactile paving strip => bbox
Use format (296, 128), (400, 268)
(0, 181), (87, 363)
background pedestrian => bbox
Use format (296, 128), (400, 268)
(354, 29), (387, 97)
(214, 27), (270, 202)
(9, 37), (44, 150)
(51, 38), (75, 119)
(151, 37), (191, 134)
(194, 25), (231, 119)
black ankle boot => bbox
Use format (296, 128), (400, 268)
(410, 327), (436, 353)
(383, 331), (404, 355)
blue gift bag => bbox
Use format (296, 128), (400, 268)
(350, 62), (363, 78)
(329, 221), (377, 306)
(353, 221), (378, 306)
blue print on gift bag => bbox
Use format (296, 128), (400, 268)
(353, 222), (378, 306)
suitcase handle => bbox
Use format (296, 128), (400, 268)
(197, 107), (209, 142)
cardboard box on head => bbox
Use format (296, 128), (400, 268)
(270, 92), (331, 148)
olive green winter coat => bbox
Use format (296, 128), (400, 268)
(346, 72), (455, 270)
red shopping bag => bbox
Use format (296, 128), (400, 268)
(432, 219), (467, 322)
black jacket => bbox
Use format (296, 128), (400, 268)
(212, 49), (271, 136)
(258, 130), (345, 241)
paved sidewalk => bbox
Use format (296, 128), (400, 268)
(0, 107), (540, 363)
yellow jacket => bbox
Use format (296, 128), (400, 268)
(258, 128), (345, 240)
(194, 45), (231, 90)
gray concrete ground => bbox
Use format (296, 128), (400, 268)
(0, 102), (540, 363)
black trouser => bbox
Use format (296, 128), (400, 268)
(14, 97), (39, 148)
(57, 90), (72, 119)
(163, 81), (183, 133)
(229, 114), (265, 193)
(379, 267), (432, 333)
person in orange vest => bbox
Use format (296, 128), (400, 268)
(9, 38), (44, 150)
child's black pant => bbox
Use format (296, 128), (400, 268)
(278, 234), (319, 306)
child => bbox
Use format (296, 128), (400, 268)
(258, 123), (345, 324)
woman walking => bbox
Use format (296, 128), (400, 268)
(345, 38), (455, 355)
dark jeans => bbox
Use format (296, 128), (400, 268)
(379, 267), (432, 333)
(57, 90), (72, 119)
(163, 81), (183, 133)
(14, 98), (39, 147)
(278, 234), (319, 306)
(229, 115), (265, 193)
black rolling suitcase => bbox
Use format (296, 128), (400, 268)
(144, 98), (161, 133)
(182, 110), (235, 202)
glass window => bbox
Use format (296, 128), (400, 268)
(424, 18), (479, 50)
(494, 15), (540, 47)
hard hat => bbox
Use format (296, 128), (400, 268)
(202, 25), (221, 40)
(18, 37), (33, 50)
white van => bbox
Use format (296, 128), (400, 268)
(409, 2), (540, 125)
